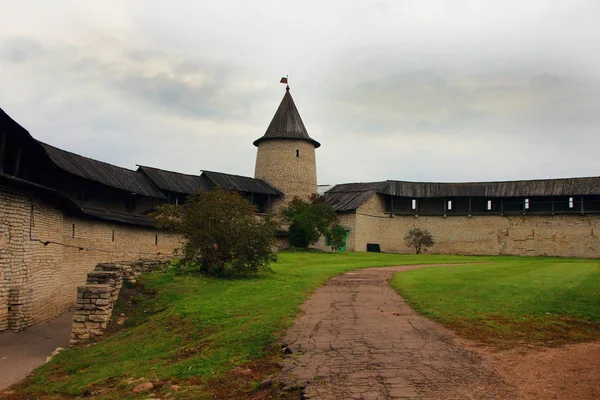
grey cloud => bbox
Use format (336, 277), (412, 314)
(2, 0), (600, 186)
(0, 37), (44, 63)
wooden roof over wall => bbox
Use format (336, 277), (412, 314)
(202, 170), (282, 195)
(138, 165), (211, 195)
(39, 142), (166, 199)
(324, 178), (600, 212)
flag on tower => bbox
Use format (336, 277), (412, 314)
(280, 76), (288, 84)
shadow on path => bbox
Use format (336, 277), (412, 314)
(0, 310), (73, 390)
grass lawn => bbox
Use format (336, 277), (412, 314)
(391, 258), (600, 345)
(13, 253), (600, 399)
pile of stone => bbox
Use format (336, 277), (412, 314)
(70, 259), (172, 345)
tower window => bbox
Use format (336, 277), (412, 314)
(296, 149), (299, 157)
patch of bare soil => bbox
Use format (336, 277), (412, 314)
(462, 340), (600, 400)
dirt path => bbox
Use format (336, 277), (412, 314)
(0, 310), (73, 391)
(280, 265), (516, 400)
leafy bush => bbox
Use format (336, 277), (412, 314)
(404, 228), (435, 254)
(326, 223), (347, 251)
(153, 187), (277, 276)
(281, 197), (339, 248)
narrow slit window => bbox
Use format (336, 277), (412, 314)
(296, 149), (299, 157)
(568, 197), (574, 209)
(411, 199), (417, 210)
(111, 230), (115, 242)
(72, 224), (75, 238)
(155, 234), (158, 245)
(447, 200), (452, 211)
(487, 200), (492, 210)
(524, 198), (530, 210)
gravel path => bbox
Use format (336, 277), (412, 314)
(280, 265), (516, 400)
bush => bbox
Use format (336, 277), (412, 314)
(404, 228), (435, 254)
(326, 223), (347, 251)
(281, 197), (339, 248)
(152, 188), (277, 276)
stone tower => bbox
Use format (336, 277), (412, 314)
(254, 86), (320, 206)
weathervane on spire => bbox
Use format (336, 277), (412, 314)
(280, 75), (289, 91)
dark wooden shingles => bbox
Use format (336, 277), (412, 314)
(38, 142), (166, 199)
(253, 89), (320, 148)
(202, 170), (282, 195)
(138, 165), (211, 195)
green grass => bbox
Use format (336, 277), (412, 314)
(16, 253), (600, 399)
(391, 258), (600, 345)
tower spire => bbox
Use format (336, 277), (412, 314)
(253, 85), (320, 148)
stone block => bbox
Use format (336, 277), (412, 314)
(84, 321), (101, 329)
(88, 314), (109, 322)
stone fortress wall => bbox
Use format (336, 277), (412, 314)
(0, 186), (181, 332)
(338, 193), (600, 257)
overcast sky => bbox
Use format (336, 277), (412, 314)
(1, 1), (600, 185)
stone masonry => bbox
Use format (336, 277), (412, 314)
(255, 139), (317, 208)
(330, 193), (600, 257)
(0, 186), (182, 333)
(70, 259), (171, 344)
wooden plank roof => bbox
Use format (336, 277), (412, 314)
(324, 178), (600, 211)
(38, 142), (166, 199)
(322, 182), (387, 212)
(137, 165), (211, 195)
(253, 87), (320, 148)
(382, 178), (600, 198)
(201, 170), (282, 195)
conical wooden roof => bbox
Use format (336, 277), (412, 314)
(253, 87), (320, 148)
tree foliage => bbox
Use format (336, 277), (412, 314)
(404, 228), (435, 254)
(152, 187), (277, 276)
(326, 223), (347, 251)
(281, 197), (342, 249)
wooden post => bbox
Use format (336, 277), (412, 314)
(0, 132), (6, 173)
(390, 196), (394, 216)
(500, 198), (504, 215)
(468, 197), (472, 216)
(13, 148), (21, 177)
(443, 197), (447, 216)
(581, 196), (585, 215)
(551, 196), (555, 214)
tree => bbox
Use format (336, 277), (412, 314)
(326, 223), (347, 251)
(281, 197), (339, 248)
(152, 187), (277, 276)
(404, 228), (435, 254)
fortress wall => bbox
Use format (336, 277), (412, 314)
(0, 186), (181, 332)
(348, 194), (600, 258)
